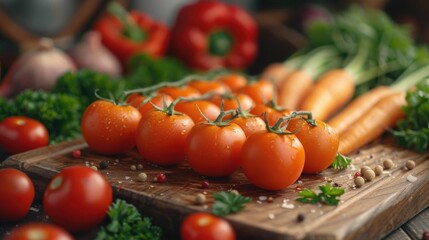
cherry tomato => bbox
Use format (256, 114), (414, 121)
(186, 122), (246, 177)
(239, 79), (275, 104)
(43, 166), (112, 232)
(216, 73), (247, 92)
(0, 168), (35, 222)
(0, 116), (49, 155)
(136, 110), (195, 165)
(211, 93), (254, 112)
(187, 80), (228, 95)
(287, 118), (339, 173)
(81, 100), (142, 155)
(127, 94), (173, 117)
(5, 223), (73, 240)
(231, 116), (266, 137)
(241, 131), (305, 190)
(249, 103), (282, 126)
(176, 100), (221, 124)
(158, 86), (201, 100)
(181, 213), (235, 240)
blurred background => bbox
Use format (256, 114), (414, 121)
(0, 0), (428, 74)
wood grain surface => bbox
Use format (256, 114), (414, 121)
(2, 136), (428, 240)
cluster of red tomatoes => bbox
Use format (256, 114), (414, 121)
(81, 73), (340, 191)
(0, 166), (112, 239)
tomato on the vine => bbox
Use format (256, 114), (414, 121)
(211, 93), (254, 112)
(187, 80), (228, 95)
(81, 100), (142, 155)
(186, 122), (246, 177)
(136, 109), (195, 165)
(215, 73), (247, 92)
(231, 115), (266, 137)
(0, 168), (35, 222)
(158, 86), (201, 100)
(241, 130), (305, 190)
(0, 116), (49, 155)
(43, 166), (112, 232)
(238, 79), (275, 104)
(181, 213), (236, 240)
(5, 223), (73, 240)
(127, 93), (173, 118)
(287, 118), (339, 173)
(175, 100), (221, 124)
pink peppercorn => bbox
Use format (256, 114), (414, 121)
(156, 173), (167, 183)
(201, 180), (210, 189)
(72, 150), (81, 158)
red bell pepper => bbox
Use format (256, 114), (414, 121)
(94, 2), (169, 66)
(171, 0), (258, 71)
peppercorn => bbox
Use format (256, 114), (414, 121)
(229, 189), (239, 195)
(201, 180), (210, 189)
(156, 173), (167, 183)
(137, 164), (144, 170)
(354, 176), (365, 187)
(297, 213), (305, 223)
(363, 169), (375, 181)
(195, 193), (206, 205)
(130, 165), (137, 171)
(383, 159), (394, 169)
(72, 149), (81, 158)
(99, 160), (109, 169)
(90, 166), (98, 171)
(137, 173), (147, 182)
(423, 231), (429, 240)
(360, 166), (371, 174)
(405, 160), (415, 170)
(374, 165), (383, 176)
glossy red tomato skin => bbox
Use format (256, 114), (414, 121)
(81, 100), (142, 155)
(181, 213), (235, 240)
(211, 93), (254, 112)
(136, 110), (195, 165)
(158, 86), (201, 100)
(5, 223), (73, 240)
(0, 116), (49, 155)
(239, 79), (275, 104)
(231, 116), (266, 137)
(216, 74), (247, 93)
(187, 80), (229, 95)
(241, 131), (305, 190)
(43, 166), (112, 233)
(0, 168), (35, 222)
(186, 123), (246, 177)
(127, 94), (173, 118)
(287, 119), (339, 173)
(175, 100), (221, 124)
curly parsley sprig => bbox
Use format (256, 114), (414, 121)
(212, 191), (251, 216)
(296, 183), (345, 206)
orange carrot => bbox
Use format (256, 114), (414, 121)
(261, 63), (289, 87)
(327, 64), (429, 135)
(299, 69), (356, 121)
(278, 70), (313, 109)
(327, 86), (395, 134)
(338, 92), (406, 155)
(277, 46), (340, 110)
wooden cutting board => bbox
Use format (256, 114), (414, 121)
(2, 137), (428, 240)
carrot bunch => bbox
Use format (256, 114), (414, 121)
(262, 5), (429, 157)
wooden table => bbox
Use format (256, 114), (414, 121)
(1, 137), (428, 240)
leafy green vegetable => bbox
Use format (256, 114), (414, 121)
(212, 191), (252, 216)
(297, 183), (345, 206)
(125, 53), (191, 89)
(392, 80), (429, 152)
(330, 153), (352, 169)
(305, 5), (418, 97)
(0, 90), (81, 144)
(54, 70), (126, 112)
(96, 199), (162, 240)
